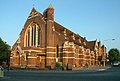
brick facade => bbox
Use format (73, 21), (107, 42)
(10, 4), (107, 69)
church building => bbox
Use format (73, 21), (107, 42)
(10, 4), (107, 70)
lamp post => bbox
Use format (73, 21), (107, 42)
(102, 39), (115, 67)
(104, 39), (115, 41)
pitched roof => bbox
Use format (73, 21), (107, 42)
(54, 22), (87, 47)
(28, 7), (43, 18)
(86, 41), (96, 51)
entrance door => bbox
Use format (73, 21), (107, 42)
(14, 51), (20, 66)
(36, 56), (41, 66)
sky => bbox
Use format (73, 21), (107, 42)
(0, 0), (120, 52)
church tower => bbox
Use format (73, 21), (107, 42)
(43, 4), (55, 47)
(43, 4), (55, 67)
(43, 4), (54, 21)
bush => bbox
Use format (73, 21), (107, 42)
(56, 62), (62, 69)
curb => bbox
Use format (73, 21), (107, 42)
(72, 66), (111, 71)
(96, 66), (111, 71)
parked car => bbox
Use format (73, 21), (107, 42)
(113, 62), (120, 67)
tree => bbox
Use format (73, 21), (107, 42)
(108, 48), (120, 64)
(0, 38), (11, 65)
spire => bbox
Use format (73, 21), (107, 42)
(43, 3), (54, 20)
(48, 3), (53, 9)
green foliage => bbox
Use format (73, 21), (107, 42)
(0, 38), (11, 65)
(56, 62), (62, 69)
(108, 48), (120, 64)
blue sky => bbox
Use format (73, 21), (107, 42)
(0, 0), (120, 52)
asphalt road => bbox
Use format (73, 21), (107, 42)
(1, 67), (120, 81)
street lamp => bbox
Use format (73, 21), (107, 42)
(104, 39), (115, 41)
(102, 39), (115, 67)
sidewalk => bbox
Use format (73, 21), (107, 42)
(2, 66), (112, 74)
(72, 65), (111, 71)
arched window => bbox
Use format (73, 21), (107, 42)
(25, 23), (41, 47)
(34, 26), (36, 46)
(26, 34), (28, 47)
(28, 31), (30, 46)
(31, 27), (34, 46)
(38, 26), (40, 46)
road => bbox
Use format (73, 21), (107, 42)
(1, 67), (120, 81)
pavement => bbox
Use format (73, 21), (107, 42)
(72, 65), (111, 71)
